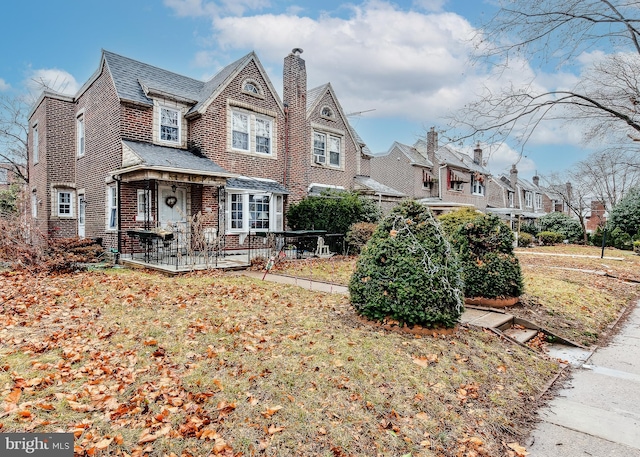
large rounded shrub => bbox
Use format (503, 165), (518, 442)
(349, 200), (464, 328)
(537, 212), (584, 243)
(609, 187), (640, 237)
(451, 214), (524, 299)
(437, 207), (481, 238)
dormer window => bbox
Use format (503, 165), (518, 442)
(242, 79), (264, 98)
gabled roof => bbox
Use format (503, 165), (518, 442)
(120, 140), (234, 177)
(414, 139), (489, 174)
(306, 82), (371, 156)
(497, 175), (516, 192)
(383, 142), (433, 167)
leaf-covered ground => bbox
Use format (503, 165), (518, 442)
(270, 247), (640, 347)
(0, 269), (557, 457)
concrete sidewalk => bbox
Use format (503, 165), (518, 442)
(527, 300), (640, 456)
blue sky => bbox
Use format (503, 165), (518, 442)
(1, 0), (592, 179)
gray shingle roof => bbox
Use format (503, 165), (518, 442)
(391, 142), (433, 167)
(226, 177), (289, 194)
(354, 176), (405, 197)
(306, 84), (329, 111)
(104, 51), (204, 106)
(122, 140), (232, 176)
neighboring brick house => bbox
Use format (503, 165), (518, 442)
(371, 127), (490, 215)
(27, 48), (389, 252)
(486, 164), (550, 228)
(586, 200), (607, 232)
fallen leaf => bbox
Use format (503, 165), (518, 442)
(507, 442), (529, 456)
(261, 405), (283, 418)
(415, 412), (430, 422)
(413, 354), (438, 367)
(94, 438), (113, 450)
(268, 425), (284, 434)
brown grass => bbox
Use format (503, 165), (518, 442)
(0, 269), (558, 457)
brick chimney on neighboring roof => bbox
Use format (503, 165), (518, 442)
(426, 127), (438, 166)
(510, 164), (518, 188)
(533, 175), (539, 186)
(473, 142), (482, 165)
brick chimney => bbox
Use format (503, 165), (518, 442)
(283, 48), (308, 200)
(426, 127), (438, 166)
(509, 164), (518, 188)
(532, 175), (539, 186)
(473, 142), (482, 165)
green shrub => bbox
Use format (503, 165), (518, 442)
(634, 240), (640, 255)
(451, 214), (524, 299)
(519, 222), (538, 236)
(609, 187), (640, 237)
(287, 190), (381, 234)
(517, 232), (534, 247)
(349, 200), (464, 328)
(345, 222), (377, 255)
(537, 212), (584, 243)
(537, 231), (565, 245)
(437, 207), (481, 237)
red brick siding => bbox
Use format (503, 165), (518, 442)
(121, 103), (153, 143)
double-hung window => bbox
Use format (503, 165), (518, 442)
(534, 193), (543, 210)
(525, 191), (533, 208)
(471, 174), (485, 195)
(57, 191), (72, 217)
(160, 107), (180, 143)
(107, 185), (118, 230)
(231, 110), (273, 155)
(77, 113), (85, 157)
(313, 132), (341, 167)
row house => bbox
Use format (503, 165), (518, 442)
(28, 48), (393, 262)
(370, 127), (491, 215)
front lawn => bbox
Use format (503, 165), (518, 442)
(1, 269), (557, 457)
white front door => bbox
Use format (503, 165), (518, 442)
(159, 186), (187, 228)
(78, 194), (85, 238)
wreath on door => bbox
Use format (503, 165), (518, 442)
(165, 196), (178, 208)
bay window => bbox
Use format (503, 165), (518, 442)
(227, 192), (283, 232)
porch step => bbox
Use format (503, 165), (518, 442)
(503, 327), (539, 344)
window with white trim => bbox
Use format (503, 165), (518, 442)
(137, 189), (152, 221)
(534, 193), (543, 210)
(508, 192), (514, 208)
(321, 106), (334, 119)
(231, 109), (273, 155)
(0, 168), (7, 184)
(525, 191), (533, 208)
(160, 107), (180, 143)
(471, 174), (485, 195)
(32, 124), (39, 164)
(57, 190), (73, 217)
(227, 192), (284, 232)
(313, 132), (341, 167)
(242, 80), (263, 97)
(107, 185), (118, 230)
(77, 113), (85, 157)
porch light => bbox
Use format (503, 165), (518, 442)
(171, 184), (177, 193)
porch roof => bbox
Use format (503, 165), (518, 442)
(118, 140), (236, 179)
(226, 177), (290, 194)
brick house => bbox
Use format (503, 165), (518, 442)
(370, 127), (491, 215)
(585, 200), (607, 232)
(28, 48), (389, 257)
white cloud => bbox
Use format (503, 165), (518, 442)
(0, 78), (10, 91)
(24, 68), (80, 99)
(482, 142), (537, 178)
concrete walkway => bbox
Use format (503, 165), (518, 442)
(527, 300), (640, 456)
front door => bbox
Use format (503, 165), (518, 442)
(159, 185), (187, 228)
(78, 194), (85, 238)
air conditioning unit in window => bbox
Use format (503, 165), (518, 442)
(314, 154), (325, 164)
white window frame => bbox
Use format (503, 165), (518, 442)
(313, 131), (341, 168)
(136, 189), (153, 222)
(471, 175), (485, 196)
(525, 191), (533, 208)
(508, 192), (514, 208)
(107, 185), (118, 230)
(160, 106), (181, 144)
(32, 124), (39, 164)
(76, 112), (85, 157)
(57, 190), (74, 217)
(226, 192), (283, 233)
(534, 193), (543, 210)
(231, 109), (273, 156)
